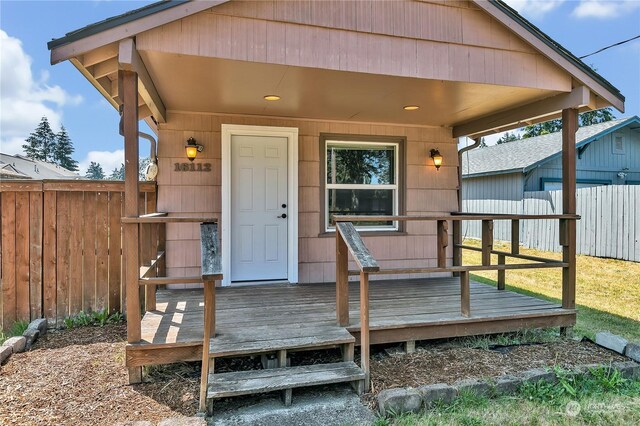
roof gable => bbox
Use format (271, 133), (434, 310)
(462, 116), (640, 177)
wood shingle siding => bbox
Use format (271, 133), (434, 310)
(156, 112), (458, 284)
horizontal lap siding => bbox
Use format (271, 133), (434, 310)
(137, 1), (570, 92)
(158, 112), (458, 284)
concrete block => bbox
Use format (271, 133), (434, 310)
(494, 375), (522, 395)
(521, 368), (557, 384)
(624, 343), (640, 363)
(572, 363), (602, 378)
(596, 331), (628, 354)
(453, 379), (491, 397)
(158, 417), (207, 426)
(27, 318), (48, 335)
(378, 388), (423, 416)
(3, 336), (26, 353)
(419, 383), (457, 408)
(23, 328), (40, 351)
(612, 361), (640, 379)
(0, 345), (12, 364)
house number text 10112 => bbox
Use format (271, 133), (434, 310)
(174, 162), (212, 172)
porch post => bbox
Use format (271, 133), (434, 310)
(561, 108), (578, 320)
(120, 69), (141, 383)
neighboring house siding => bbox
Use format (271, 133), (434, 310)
(524, 126), (640, 191)
(462, 173), (524, 241)
(157, 111), (458, 285)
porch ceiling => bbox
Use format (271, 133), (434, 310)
(140, 51), (559, 128)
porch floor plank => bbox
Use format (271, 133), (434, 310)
(136, 278), (574, 353)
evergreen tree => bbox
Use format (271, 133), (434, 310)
(496, 131), (521, 144)
(522, 108), (615, 138)
(23, 116), (57, 161)
(139, 157), (151, 180)
(86, 162), (105, 180)
(53, 126), (79, 171)
(109, 163), (125, 180)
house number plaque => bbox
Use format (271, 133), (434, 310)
(174, 163), (212, 172)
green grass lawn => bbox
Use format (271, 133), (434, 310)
(462, 239), (640, 341)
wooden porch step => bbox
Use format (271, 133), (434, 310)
(210, 325), (354, 358)
(207, 361), (364, 399)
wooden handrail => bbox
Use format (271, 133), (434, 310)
(121, 216), (217, 224)
(333, 213), (580, 222)
(456, 244), (564, 264)
(347, 262), (567, 276)
(200, 222), (223, 281)
(336, 222), (380, 273)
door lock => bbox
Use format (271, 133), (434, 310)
(282, 203), (287, 208)
(278, 213), (287, 219)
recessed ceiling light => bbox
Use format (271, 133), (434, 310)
(403, 105), (420, 111)
(264, 95), (281, 101)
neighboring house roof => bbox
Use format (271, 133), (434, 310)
(462, 116), (640, 178)
(46, 0), (624, 112)
(0, 153), (80, 180)
(0, 163), (31, 179)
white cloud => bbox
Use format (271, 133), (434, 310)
(79, 149), (124, 176)
(506, 0), (565, 19)
(0, 30), (83, 155)
(572, 0), (640, 19)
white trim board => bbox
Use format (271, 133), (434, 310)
(221, 124), (299, 286)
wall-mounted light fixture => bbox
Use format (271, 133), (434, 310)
(430, 148), (443, 171)
(403, 105), (420, 111)
(264, 95), (281, 101)
(185, 137), (204, 162)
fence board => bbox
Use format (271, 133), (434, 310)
(1, 192), (16, 327)
(83, 193), (97, 312)
(108, 192), (122, 313)
(463, 185), (639, 262)
(69, 192), (84, 315)
(29, 192), (43, 319)
(56, 191), (71, 321)
(15, 192), (30, 323)
(43, 191), (57, 324)
(96, 191), (110, 312)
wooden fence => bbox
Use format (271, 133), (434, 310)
(462, 185), (639, 262)
(0, 180), (156, 330)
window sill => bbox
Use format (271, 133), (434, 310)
(317, 231), (408, 238)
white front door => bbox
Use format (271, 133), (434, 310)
(230, 135), (288, 282)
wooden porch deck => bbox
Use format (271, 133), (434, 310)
(127, 277), (575, 368)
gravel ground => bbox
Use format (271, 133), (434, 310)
(0, 325), (628, 425)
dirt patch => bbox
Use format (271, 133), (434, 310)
(0, 324), (197, 426)
(363, 339), (627, 407)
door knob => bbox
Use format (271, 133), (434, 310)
(278, 213), (287, 219)
(282, 203), (287, 208)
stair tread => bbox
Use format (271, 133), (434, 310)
(207, 361), (364, 399)
(210, 325), (354, 357)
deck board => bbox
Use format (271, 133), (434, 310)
(137, 278), (573, 349)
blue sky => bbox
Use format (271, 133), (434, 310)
(1, 0), (639, 173)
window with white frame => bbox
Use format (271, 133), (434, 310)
(325, 140), (399, 231)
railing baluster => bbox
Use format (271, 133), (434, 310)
(359, 271), (370, 392)
(497, 254), (506, 290)
(336, 230), (349, 326)
(511, 219), (520, 254)
(481, 220), (493, 266)
(437, 220), (448, 268)
(460, 271), (470, 317)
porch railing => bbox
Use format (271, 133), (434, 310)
(334, 213), (579, 391)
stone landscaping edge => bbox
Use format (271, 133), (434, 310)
(0, 318), (47, 365)
(378, 330), (640, 417)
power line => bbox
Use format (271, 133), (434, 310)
(579, 34), (640, 59)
